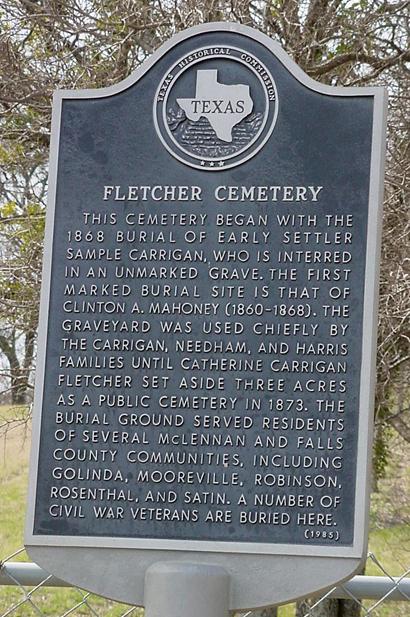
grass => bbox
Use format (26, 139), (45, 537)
(0, 405), (31, 561)
(1, 405), (409, 616)
(0, 405), (142, 614)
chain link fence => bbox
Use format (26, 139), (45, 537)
(1, 549), (409, 617)
(0, 549), (142, 617)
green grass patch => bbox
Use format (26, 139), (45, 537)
(0, 405), (31, 560)
(367, 524), (410, 575)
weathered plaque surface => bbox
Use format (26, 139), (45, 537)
(26, 23), (386, 608)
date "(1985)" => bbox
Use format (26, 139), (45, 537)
(304, 529), (340, 541)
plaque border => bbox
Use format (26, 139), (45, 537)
(25, 22), (387, 561)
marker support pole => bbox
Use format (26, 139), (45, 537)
(144, 562), (230, 617)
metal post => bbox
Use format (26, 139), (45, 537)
(144, 562), (230, 617)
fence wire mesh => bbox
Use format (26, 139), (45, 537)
(1, 549), (409, 617)
(0, 549), (142, 617)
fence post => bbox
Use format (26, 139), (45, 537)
(144, 562), (230, 617)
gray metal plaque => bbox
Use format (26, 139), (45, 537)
(25, 23), (386, 609)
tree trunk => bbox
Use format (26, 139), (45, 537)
(339, 599), (361, 617)
(296, 598), (339, 617)
(0, 329), (34, 405)
(256, 609), (278, 617)
(236, 609), (277, 617)
(296, 597), (361, 617)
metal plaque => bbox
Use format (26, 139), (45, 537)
(25, 23), (387, 609)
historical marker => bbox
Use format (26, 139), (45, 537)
(26, 23), (386, 610)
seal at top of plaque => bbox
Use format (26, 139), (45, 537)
(153, 46), (278, 170)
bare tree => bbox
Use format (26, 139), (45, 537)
(1, 0), (408, 437)
(0, 1), (408, 614)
